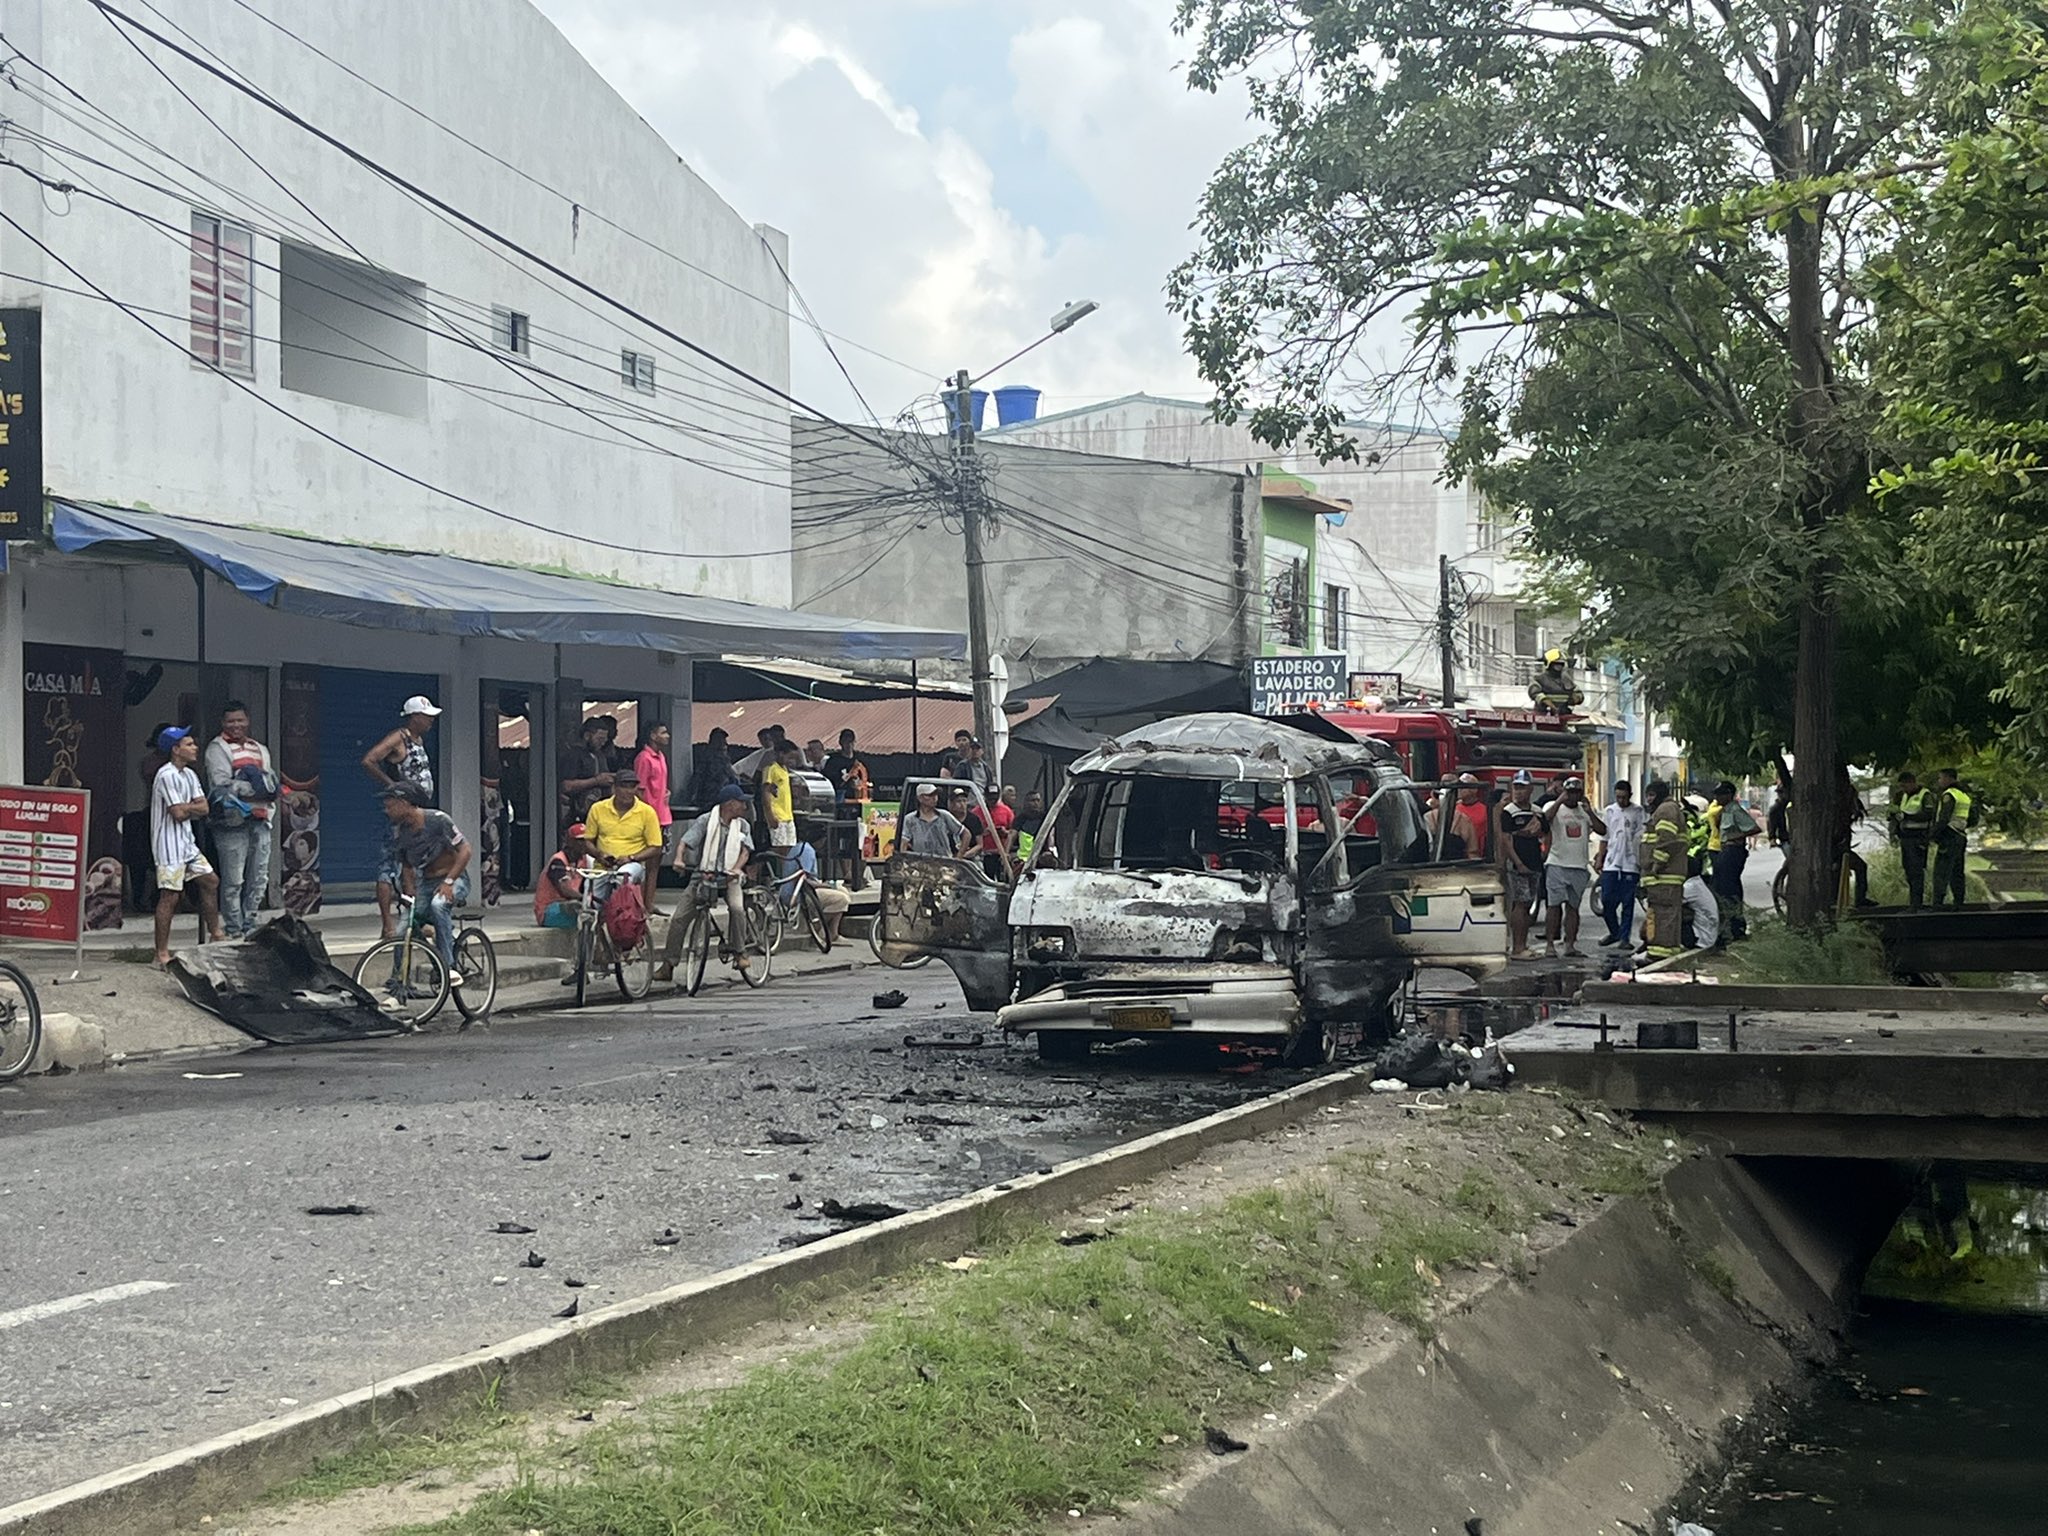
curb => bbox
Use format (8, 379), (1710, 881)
(1578, 979), (2048, 1014)
(0, 1062), (1376, 1536)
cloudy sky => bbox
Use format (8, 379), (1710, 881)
(529, 0), (1255, 424)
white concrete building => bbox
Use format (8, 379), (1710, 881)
(985, 393), (1627, 712)
(0, 0), (949, 918)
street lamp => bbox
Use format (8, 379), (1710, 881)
(952, 300), (1100, 772)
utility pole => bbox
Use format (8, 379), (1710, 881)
(1437, 554), (1457, 710)
(953, 369), (1000, 772)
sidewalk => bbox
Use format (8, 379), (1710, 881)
(9, 899), (883, 1072)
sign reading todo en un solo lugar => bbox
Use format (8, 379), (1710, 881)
(0, 786), (89, 945)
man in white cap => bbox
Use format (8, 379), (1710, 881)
(1495, 769), (1544, 960)
(1539, 775), (1605, 957)
(362, 695), (441, 939)
(897, 782), (971, 859)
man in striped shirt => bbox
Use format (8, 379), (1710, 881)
(151, 726), (224, 965)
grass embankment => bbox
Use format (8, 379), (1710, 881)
(268, 1094), (1670, 1536)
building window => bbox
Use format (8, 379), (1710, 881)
(190, 212), (254, 375)
(621, 349), (655, 395)
(279, 242), (428, 418)
(1266, 556), (1308, 649)
(1322, 583), (1348, 651)
(491, 305), (531, 356)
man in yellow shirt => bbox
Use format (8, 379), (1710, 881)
(758, 740), (800, 872)
(583, 767), (665, 902)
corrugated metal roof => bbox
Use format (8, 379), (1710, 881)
(692, 695), (1058, 756)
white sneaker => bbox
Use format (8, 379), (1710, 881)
(450, 971), (466, 988)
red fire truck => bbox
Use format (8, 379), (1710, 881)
(1306, 704), (1587, 791)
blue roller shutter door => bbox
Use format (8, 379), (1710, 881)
(317, 666), (440, 888)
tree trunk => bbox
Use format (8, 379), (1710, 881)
(1785, 576), (1840, 926)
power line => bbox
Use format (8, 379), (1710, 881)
(206, 0), (936, 384)
(86, 0), (945, 493)
(0, 204), (888, 563)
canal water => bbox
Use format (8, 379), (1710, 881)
(1697, 1181), (2048, 1534)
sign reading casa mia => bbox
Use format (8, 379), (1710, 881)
(1249, 653), (1349, 713)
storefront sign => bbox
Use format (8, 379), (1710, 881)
(1349, 671), (1403, 699)
(1250, 653), (1349, 713)
(0, 785), (89, 949)
(22, 643), (125, 928)
(0, 309), (44, 541)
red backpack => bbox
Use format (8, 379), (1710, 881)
(602, 880), (649, 951)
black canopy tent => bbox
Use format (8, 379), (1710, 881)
(1002, 658), (1248, 799)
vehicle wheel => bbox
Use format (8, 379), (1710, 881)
(451, 929), (497, 1022)
(616, 938), (655, 1001)
(799, 887), (832, 953)
(1036, 1030), (1090, 1064)
(353, 938), (449, 1030)
(573, 923), (592, 1009)
(684, 910), (713, 997)
(0, 959), (43, 1081)
(740, 901), (773, 987)
(1283, 1021), (1337, 1068)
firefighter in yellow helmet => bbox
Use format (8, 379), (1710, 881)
(1528, 648), (1584, 716)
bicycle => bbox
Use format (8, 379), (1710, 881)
(674, 871), (774, 996)
(352, 895), (497, 1029)
(0, 958), (44, 1081)
(568, 870), (655, 1008)
(756, 863), (836, 955)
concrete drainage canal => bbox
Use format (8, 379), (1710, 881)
(1691, 1169), (2048, 1535)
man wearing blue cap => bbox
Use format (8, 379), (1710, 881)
(655, 783), (755, 982)
(150, 725), (224, 965)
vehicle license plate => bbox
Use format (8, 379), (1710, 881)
(1109, 1006), (1175, 1031)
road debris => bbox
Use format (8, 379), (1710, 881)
(1055, 1230), (1111, 1247)
(1203, 1425), (1249, 1454)
(873, 989), (909, 1009)
(492, 1221), (537, 1235)
(819, 1199), (908, 1224)
(653, 1228), (681, 1246)
(521, 1150), (552, 1162)
(903, 1032), (986, 1049)
(304, 1204), (369, 1217)
(520, 1250), (546, 1269)
(553, 1298), (579, 1319)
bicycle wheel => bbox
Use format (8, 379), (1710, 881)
(1772, 862), (1789, 916)
(615, 935), (654, 1001)
(799, 886), (832, 953)
(867, 908), (931, 969)
(452, 928), (497, 1021)
(740, 899), (773, 987)
(573, 921), (593, 1009)
(683, 907), (713, 996)
(759, 887), (788, 954)
(353, 937), (449, 1030)
(0, 959), (44, 1081)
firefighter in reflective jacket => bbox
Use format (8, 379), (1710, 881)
(1527, 649), (1584, 716)
(1640, 780), (1690, 956)
(1932, 768), (1973, 908)
(1890, 770), (1936, 908)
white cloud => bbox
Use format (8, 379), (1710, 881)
(530, 0), (1251, 421)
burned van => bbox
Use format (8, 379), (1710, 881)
(876, 714), (1506, 1062)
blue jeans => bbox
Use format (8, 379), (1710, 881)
(213, 820), (273, 937)
(421, 873), (471, 971)
(1599, 870), (1639, 944)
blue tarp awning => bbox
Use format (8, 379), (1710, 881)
(50, 501), (964, 662)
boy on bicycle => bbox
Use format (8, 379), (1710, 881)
(655, 783), (754, 981)
(379, 784), (472, 986)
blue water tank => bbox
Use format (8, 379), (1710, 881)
(992, 385), (1042, 426)
(944, 389), (990, 435)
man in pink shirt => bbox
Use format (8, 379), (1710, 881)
(633, 723), (675, 889)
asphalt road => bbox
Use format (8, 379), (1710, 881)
(0, 966), (1322, 1505)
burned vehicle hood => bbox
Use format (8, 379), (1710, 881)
(1073, 712), (1398, 781)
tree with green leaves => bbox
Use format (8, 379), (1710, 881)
(1170, 0), (1960, 924)
(1873, 7), (2048, 760)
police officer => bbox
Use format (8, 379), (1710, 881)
(1890, 770), (1936, 908)
(1932, 768), (1972, 907)
(1640, 780), (1690, 958)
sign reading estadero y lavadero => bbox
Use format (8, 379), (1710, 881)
(1250, 653), (1349, 713)
(0, 785), (89, 944)
(0, 308), (44, 541)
